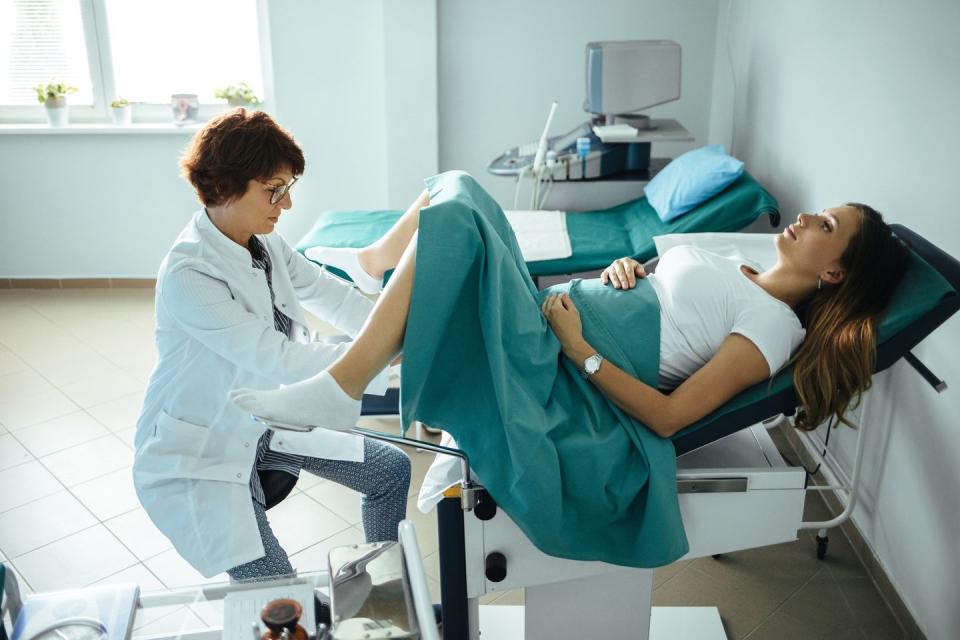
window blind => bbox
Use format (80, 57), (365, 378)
(0, 0), (94, 105)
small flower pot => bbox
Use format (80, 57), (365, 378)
(111, 106), (132, 126)
(44, 96), (68, 127)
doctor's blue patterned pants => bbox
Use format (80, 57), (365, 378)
(226, 439), (411, 581)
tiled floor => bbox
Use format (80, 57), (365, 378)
(0, 288), (905, 638)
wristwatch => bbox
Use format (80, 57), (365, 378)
(581, 353), (604, 379)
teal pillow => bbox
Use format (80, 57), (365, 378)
(645, 145), (745, 222)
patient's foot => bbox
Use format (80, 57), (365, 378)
(229, 371), (361, 431)
(304, 246), (384, 294)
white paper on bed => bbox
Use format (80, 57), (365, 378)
(504, 209), (573, 262)
(417, 431), (477, 513)
(653, 232), (780, 271)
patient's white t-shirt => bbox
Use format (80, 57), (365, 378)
(646, 245), (806, 389)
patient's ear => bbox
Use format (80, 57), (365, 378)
(821, 267), (846, 285)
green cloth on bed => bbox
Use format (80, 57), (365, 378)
(671, 246), (956, 443)
(294, 171), (778, 278)
(532, 171), (777, 275)
(400, 171), (688, 568)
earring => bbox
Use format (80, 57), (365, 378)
(817, 278), (822, 290)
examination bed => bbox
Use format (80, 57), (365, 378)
(352, 223), (959, 639)
(295, 171), (779, 279)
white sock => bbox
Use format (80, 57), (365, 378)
(229, 371), (360, 431)
(304, 246), (383, 294)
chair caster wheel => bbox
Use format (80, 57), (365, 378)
(816, 534), (829, 560)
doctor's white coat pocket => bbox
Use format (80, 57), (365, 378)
(136, 411), (253, 485)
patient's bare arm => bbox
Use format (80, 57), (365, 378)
(574, 333), (770, 437)
(543, 292), (769, 437)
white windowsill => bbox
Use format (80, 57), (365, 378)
(0, 122), (202, 135)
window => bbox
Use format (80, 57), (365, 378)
(0, 0), (268, 123)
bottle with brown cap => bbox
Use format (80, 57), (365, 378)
(260, 598), (308, 640)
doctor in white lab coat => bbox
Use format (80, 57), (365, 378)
(133, 109), (410, 579)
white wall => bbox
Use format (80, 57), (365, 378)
(437, 0), (721, 206)
(0, 0), (438, 278)
(710, 1), (960, 636)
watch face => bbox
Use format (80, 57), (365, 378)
(585, 355), (601, 374)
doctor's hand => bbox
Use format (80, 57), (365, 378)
(542, 293), (584, 355)
(601, 257), (646, 289)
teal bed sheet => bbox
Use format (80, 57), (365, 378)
(400, 171), (688, 568)
(295, 171), (778, 279)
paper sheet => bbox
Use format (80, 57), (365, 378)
(504, 209), (573, 262)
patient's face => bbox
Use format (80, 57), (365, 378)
(228, 167), (295, 236)
(776, 205), (862, 284)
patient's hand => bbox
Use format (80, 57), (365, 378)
(601, 257), (646, 289)
(542, 293), (583, 355)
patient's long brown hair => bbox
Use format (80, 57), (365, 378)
(792, 204), (909, 430)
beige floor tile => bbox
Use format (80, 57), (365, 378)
(653, 559), (798, 640)
(268, 492), (353, 556)
(0, 370), (56, 405)
(744, 609), (864, 640)
(6, 335), (93, 368)
(305, 479), (363, 526)
(288, 526), (365, 574)
(295, 470), (326, 492)
(132, 603), (190, 632)
(774, 571), (861, 638)
(58, 368), (144, 408)
(188, 599), (225, 629)
(426, 576), (442, 603)
(836, 577), (905, 639)
(25, 349), (122, 388)
(15, 410), (109, 457)
(421, 551), (440, 582)
(143, 549), (227, 589)
(11, 525), (138, 591)
(0, 388), (80, 431)
(94, 563), (165, 592)
(0, 433), (31, 470)
(115, 355), (157, 383)
(132, 604), (207, 636)
(104, 509), (173, 561)
(0, 460), (63, 513)
(0, 490), (97, 558)
(404, 495), (439, 557)
(115, 427), (136, 448)
(489, 588), (525, 606)
(72, 466), (140, 520)
(653, 560), (689, 589)
(41, 434), (133, 486)
(0, 350), (28, 376)
(690, 538), (822, 593)
(86, 392), (145, 433)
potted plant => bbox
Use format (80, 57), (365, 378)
(214, 82), (261, 107)
(35, 81), (78, 126)
(110, 98), (132, 126)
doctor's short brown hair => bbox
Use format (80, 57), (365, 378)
(180, 108), (305, 206)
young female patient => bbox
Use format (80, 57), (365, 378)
(231, 177), (906, 437)
(230, 173), (908, 566)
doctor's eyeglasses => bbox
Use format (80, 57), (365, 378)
(261, 176), (298, 204)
